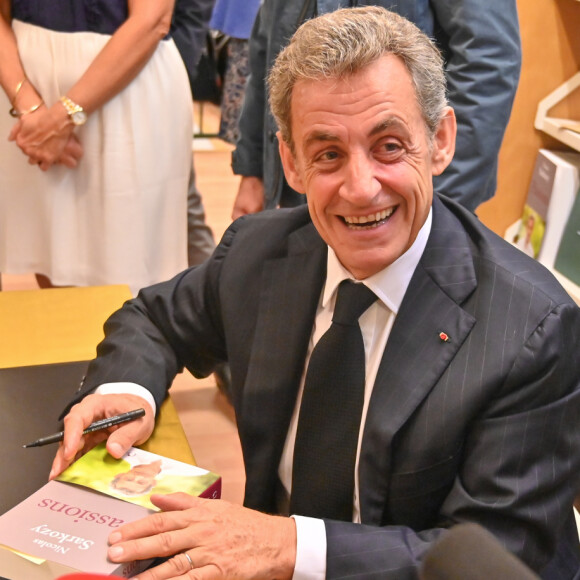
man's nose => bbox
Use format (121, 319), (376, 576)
(339, 153), (381, 205)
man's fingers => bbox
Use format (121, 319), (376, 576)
(105, 421), (150, 458)
(109, 508), (191, 543)
(108, 511), (199, 561)
(49, 444), (74, 480)
(150, 492), (200, 512)
(51, 394), (154, 479)
(60, 394), (112, 459)
(133, 552), (215, 580)
(138, 553), (193, 580)
(109, 500), (296, 579)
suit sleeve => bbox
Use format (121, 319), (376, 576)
(324, 303), (580, 578)
(230, 2), (267, 177)
(431, 0), (521, 211)
(170, 0), (215, 91)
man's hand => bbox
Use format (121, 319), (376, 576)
(49, 393), (155, 479)
(231, 176), (265, 220)
(108, 493), (297, 580)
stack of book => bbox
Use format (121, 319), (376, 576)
(0, 444), (221, 578)
(506, 149), (580, 297)
(508, 149), (580, 266)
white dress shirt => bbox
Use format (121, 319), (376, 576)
(284, 210), (432, 579)
(96, 209), (432, 579)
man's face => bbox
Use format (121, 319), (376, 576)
(113, 471), (155, 494)
(279, 55), (455, 279)
(111, 461), (161, 495)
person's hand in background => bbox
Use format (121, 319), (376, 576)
(231, 175), (265, 220)
(9, 101), (82, 170)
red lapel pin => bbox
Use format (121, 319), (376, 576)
(439, 332), (450, 342)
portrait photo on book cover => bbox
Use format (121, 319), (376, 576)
(513, 204), (546, 259)
(57, 443), (220, 511)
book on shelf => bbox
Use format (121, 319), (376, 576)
(509, 149), (580, 266)
(554, 187), (580, 286)
(0, 443), (221, 579)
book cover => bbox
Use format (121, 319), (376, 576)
(57, 443), (222, 510)
(554, 187), (580, 286)
(0, 480), (152, 578)
(513, 203), (545, 259)
(0, 444), (221, 578)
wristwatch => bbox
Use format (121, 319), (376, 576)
(59, 96), (87, 126)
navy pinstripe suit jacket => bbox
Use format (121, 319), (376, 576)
(69, 195), (580, 578)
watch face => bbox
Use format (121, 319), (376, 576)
(71, 110), (87, 125)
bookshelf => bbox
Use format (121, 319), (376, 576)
(535, 72), (580, 153)
(534, 0), (579, 151)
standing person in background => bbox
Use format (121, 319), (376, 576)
(170, 0), (220, 268)
(171, 0), (233, 397)
(231, 0), (521, 219)
(0, 0), (191, 295)
(209, 0), (261, 145)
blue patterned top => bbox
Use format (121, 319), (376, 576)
(12, 0), (128, 35)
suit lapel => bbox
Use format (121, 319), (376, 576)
(241, 221), (327, 511)
(359, 197), (478, 524)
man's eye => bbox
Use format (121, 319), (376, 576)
(319, 151), (339, 161)
(383, 142), (401, 152)
(376, 141), (403, 159)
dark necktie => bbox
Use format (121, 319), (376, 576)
(290, 279), (377, 520)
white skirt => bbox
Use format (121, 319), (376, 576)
(0, 20), (192, 295)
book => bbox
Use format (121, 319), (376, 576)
(513, 203), (545, 259)
(554, 187), (580, 286)
(511, 149), (580, 266)
(0, 443), (221, 579)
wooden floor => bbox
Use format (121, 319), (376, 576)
(0, 103), (247, 506)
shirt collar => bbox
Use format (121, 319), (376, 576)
(323, 207), (432, 314)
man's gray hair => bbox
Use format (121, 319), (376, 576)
(268, 6), (448, 148)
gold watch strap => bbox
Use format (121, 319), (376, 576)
(59, 95), (84, 116)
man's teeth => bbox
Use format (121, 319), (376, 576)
(344, 208), (394, 228)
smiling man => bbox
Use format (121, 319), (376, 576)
(51, 7), (580, 580)
(276, 53), (455, 280)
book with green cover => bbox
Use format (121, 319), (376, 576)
(57, 443), (221, 510)
(512, 149), (580, 266)
(554, 188), (580, 286)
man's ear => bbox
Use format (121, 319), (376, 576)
(278, 132), (306, 194)
(431, 107), (456, 177)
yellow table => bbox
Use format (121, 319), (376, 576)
(0, 285), (195, 464)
